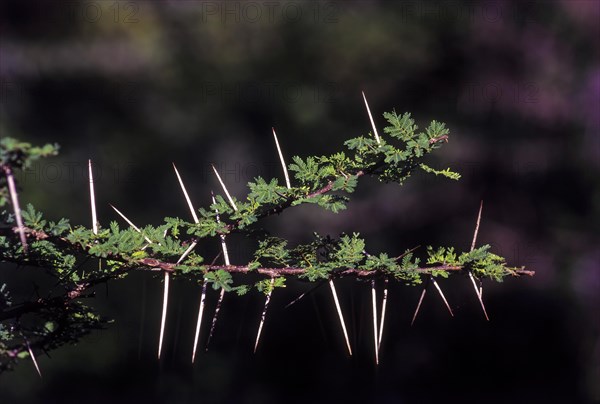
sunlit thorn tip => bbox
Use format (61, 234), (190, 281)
(88, 160), (98, 235)
(285, 291), (307, 309)
(176, 241), (197, 265)
(254, 277), (275, 353)
(371, 280), (379, 365)
(431, 277), (454, 317)
(211, 164), (238, 211)
(157, 272), (170, 359)
(109, 204), (168, 358)
(362, 90), (381, 144)
(272, 127), (291, 189)
(378, 278), (388, 350)
(469, 272), (489, 321)
(4, 166), (28, 252)
(109, 204), (152, 244)
(329, 280), (352, 356)
(284, 281), (327, 309)
(211, 193), (231, 266)
(471, 200), (484, 252)
(205, 193), (230, 351)
(206, 288), (225, 351)
(173, 163), (200, 224)
(411, 285), (428, 326)
(469, 201), (489, 320)
(191, 281), (208, 363)
(26, 340), (42, 378)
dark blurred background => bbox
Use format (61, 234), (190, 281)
(0, 0), (598, 403)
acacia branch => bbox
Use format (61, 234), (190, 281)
(144, 262), (534, 278)
(1, 112), (536, 372)
(1, 226), (536, 281)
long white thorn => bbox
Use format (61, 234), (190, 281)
(362, 90), (381, 144)
(156, 188), (191, 361)
(219, 236), (231, 266)
(206, 288), (225, 351)
(4, 166), (27, 252)
(157, 272), (170, 359)
(89, 160), (102, 272)
(115, 201), (174, 361)
(378, 278), (388, 350)
(272, 128), (291, 189)
(211, 164), (238, 211)
(284, 281), (329, 309)
(470, 272), (489, 321)
(109, 204), (153, 244)
(88, 160), (98, 235)
(108, 205), (168, 358)
(205, 193), (230, 351)
(469, 201), (489, 320)
(254, 278), (275, 353)
(371, 280), (379, 365)
(173, 163), (199, 224)
(285, 290), (309, 309)
(211, 193), (231, 266)
(109, 205), (170, 359)
(191, 281), (208, 363)
(168, 165), (200, 359)
(329, 280), (352, 356)
(471, 200), (484, 252)
(411, 286), (427, 326)
(431, 277), (454, 317)
(25, 340), (42, 378)
(176, 242), (198, 265)
(190, 187), (222, 358)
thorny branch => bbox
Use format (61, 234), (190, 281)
(1, 113), (534, 372)
(0, 225), (535, 280)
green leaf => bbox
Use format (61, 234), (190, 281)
(204, 270), (233, 291)
(420, 164), (461, 180)
(383, 111), (417, 141)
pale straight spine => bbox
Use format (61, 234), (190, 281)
(329, 280), (352, 356)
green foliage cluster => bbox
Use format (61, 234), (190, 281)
(0, 109), (525, 372)
(426, 245), (515, 282)
(0, 138), (59, 208)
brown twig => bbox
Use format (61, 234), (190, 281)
(0, 228), (534, 280)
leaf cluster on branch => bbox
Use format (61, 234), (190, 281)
(0, 102), (533, 374)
